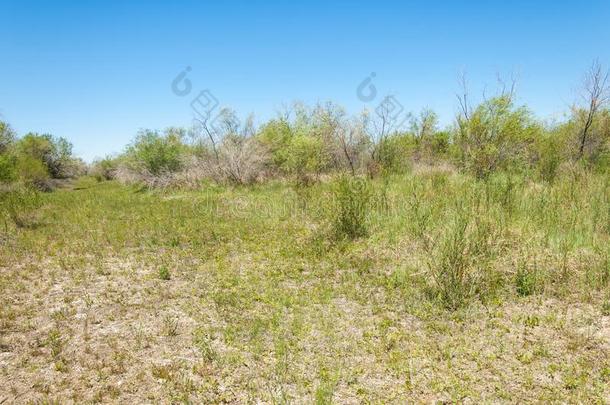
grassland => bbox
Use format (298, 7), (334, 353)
(1, 167), (609, 403)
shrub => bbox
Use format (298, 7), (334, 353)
(455, 95), (540, 178)
(0, 121), (16, 154)
(90, 157), (118, 181)
(15, 133), (75, 179)
(283, 135), (329, 184)
(15, 155), (51, 190)
(331, 175), (372, 239)
(0, 184), (42, 229)
(534, 130), (565, 183)
(0, 154), (16, 183)
(376, 134), (415, 174)
(258, 119), (293, 170)
(158, 266), (171, 280)
(425, 203), (498, 310)
(515, 264), (540, 296)
(215, 134), (269, 184)
(124, 129), (185, 176)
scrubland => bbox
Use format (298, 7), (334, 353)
(1, 166), (609, 403)
(1, 67), (610, 402)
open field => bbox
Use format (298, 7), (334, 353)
(1, 169), (609, 403)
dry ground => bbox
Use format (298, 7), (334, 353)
(1, 174), (609, 403)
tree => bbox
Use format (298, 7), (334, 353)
(15, 133), (75, 179)
(410, 108), (438, 143)
(0, 121), (16, 154)
(455, 95), (539, 178)
(576, 61), (609, 160)
(125, 129), (184, 175)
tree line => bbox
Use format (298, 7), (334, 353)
(1, 62), (608, 190)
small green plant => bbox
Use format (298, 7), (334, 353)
(193, 327), (216, 361)
(515, 264), (539, 297)
(46, 328), (64, 358)
(331, 175), (371, 239)
(158, 266), (171, 280)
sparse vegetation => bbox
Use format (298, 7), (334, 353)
(1, 65), (609, 402)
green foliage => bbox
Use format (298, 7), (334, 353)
(456, 96), (540, 178)
(376, 133), (415, 173)
(534, 129), (566, 183)
(331, 175), (372, 239)
(515, 265), (539, 296)
(15, 155), (50, 189)
(16, 133), (74, 179)
(282, 135), (329, 183)
(0, 154), (17, 183)
(90, 156), (118, 181)
(425, 130), (451, 157)
(158, 265), (171, 280)
(0, 184), (42, 229)
(426, 203), (499, 310)
(193, 327), (216, 361)
(0, 120), (16, 154)
(258, 119), (293, 169)
(125, 129), (185, 175)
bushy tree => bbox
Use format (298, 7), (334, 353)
(124, 129), (185, 175)
(90, 156), (118, 181)
(15, 133), (75, 179)
(282, 134), (329, 184)
(257, 119), (293, 170)
(455, 95), (540, 178)
(0, 121), (16, 154)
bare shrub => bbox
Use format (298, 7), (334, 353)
(194, 110), (270, 185)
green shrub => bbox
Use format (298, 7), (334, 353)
(515, 264), (539, 296)
(0, 184), (42, 229)
(258, 119), (293, 169)
(0, 121), (16, 154)
(283, 135), (329, 184)
(331, 175), (372, 239)
(15, 155), (51, 190)
(426, 204), (498, 310)
(125, 129), (185, 175)
(455, 96), (540, 178)
(0, 154), (17, 183)
(16, 133), (74, 179)
(90, 157), (118, 181)
(376, 133), (415, 174)
(533, 128), (567, 183)
(158, 266), (171, 280)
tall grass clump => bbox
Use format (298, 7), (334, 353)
(0, 184), (42, 231)
(424, 200), (501, 310)
(331, 175), (372, 239)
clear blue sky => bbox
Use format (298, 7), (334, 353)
(1, 1), (608, 161)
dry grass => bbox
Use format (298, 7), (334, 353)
(0, 173), (608, 403)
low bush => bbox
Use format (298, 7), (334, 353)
(123, 129), (185, 176)
(90, 157), (118, 181)
(0, 184), (42, 229)
(331, 175), (372, 239)
(425, 203), (499, 310)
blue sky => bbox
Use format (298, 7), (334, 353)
(1, 1), (609, 161)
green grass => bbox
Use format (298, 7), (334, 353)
(0, 169), (609, 402)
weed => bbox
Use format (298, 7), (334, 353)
(158, 266), (171, 280)
(515, 263), (540, 297)
(162, 315), (179, 337)
(331, 175), (371, 239)
(193, 327), (216, 361)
